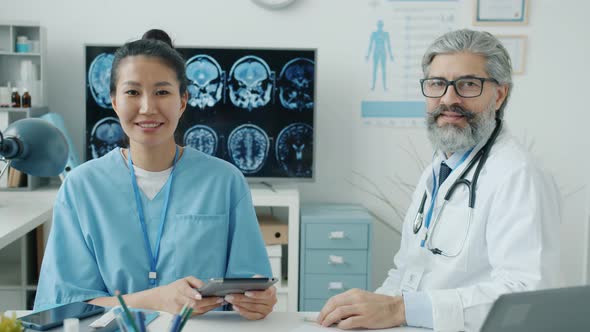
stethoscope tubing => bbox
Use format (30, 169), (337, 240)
(413, 119), (503, 256)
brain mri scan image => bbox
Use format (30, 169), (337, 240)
(278, 58), (315, 112)
(186, 55), (225, 110)
(228, 56), (274, 111)
(89, 117), (126, 159)
(87, 46), (315, 178)
(183, 124), (218, 155)
(88, 53), (115, 109)
(227, 124), (269, 174)
(276, 123), (313, 177)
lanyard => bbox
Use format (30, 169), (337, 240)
(128, 146), (179, 286)
(420, 149), (471, 247)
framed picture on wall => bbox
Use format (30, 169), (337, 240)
(474, 0), (529, 25)
(496, 35), (527, 75)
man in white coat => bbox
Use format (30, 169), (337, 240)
(316, 29), (560, 331)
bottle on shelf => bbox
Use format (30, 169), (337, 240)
(22, 89), (31, 108)
(11, 88), (21, 108)
(16, 36), (30, 53)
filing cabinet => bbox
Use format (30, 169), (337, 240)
(299, 204), (373, 311)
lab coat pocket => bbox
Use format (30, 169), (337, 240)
(174, 214), (229, 279)
(428, 203), (471, 271)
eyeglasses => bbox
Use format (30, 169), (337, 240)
(420, 77), (499, 98)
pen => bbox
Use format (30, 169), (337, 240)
(178, 306), (193, 331)
(136, 311), (146, 332)
(178, 303), (188, 320)
(168, 314), (182, 332)
(116, 290), (139, 332)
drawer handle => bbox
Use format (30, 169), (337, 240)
(328, 255), (345, 265)
(328, 231), (345, 239)
(328, 282), (344, 290)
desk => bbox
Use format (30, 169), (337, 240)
(0, 187), (58, 250)
(151, 312), (429, 331)
(0, 187), (58, 310)
(10, 311), (430, 332)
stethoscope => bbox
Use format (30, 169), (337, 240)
(413, 119), (503, 257)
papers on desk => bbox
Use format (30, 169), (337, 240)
(89, 306), (159, 330)
(290, 315), (334, 331)
(289, 323), (331, 331)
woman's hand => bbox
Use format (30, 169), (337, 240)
(223, 285), (277, 320)
(156, 276), (224, 315)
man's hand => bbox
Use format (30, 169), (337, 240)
(316, 289), (406, 329)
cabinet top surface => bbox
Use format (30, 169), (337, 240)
(301, 204), (373, 221)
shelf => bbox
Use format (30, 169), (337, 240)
(0, 107), (34, 112)
(0, 187), (34, 192)
(0, 22), (45, 311)
(0, 285), (22, 291)
(251, 186), (300, 311)
(0, 52), (40, 56)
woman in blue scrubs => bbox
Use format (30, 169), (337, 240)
(35, 30), (276, 320)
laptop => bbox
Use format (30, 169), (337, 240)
(481, 285), (590, 332)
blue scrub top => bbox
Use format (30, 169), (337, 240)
(34, 147), (271, 311)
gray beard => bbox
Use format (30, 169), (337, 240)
(426, 101), (497, 154)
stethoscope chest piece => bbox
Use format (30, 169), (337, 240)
(413, 212), (423, 234)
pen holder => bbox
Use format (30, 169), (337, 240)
(63, 318), (79, 332)
(113, 308), (130, 332)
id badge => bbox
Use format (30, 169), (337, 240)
(400, 267), (424, 293)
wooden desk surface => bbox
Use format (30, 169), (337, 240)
(0, 186), (58, 250)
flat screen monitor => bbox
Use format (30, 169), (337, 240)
(85, 45), (316, 180)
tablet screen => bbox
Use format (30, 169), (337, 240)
(19, 302), (105, 330)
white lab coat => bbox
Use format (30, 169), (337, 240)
(376, 126), (561, 331)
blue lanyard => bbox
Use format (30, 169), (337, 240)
(128, 146), (179, 286)
(420, 149), (471, 247)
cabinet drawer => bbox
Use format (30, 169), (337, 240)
(301, 299), (328, 312)
(305, 223), (368, 249)
(302, 274), (367, 299)
(305, 249), (368, 274)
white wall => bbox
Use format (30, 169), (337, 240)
(1, 0), (589, 287)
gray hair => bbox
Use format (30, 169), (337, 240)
(422, 29), (513, 119)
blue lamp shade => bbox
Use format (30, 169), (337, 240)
(2, 118), (69, 177)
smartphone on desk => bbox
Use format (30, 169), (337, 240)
(18, 302), (105, 331)
(197, 277), (278, 297)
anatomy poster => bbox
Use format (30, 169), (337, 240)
(361, 0), (461, 127)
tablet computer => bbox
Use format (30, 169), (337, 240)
(197, 277), (278, 297)
(19, 302), (105, 331)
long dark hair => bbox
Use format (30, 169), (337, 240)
(109, 29), (188, 95)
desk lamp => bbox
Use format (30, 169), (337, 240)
(0, 118), (68, 179)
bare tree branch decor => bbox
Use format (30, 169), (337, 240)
(348, 139), (427, 234)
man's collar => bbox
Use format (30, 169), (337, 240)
(435, 148), (472, 170)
